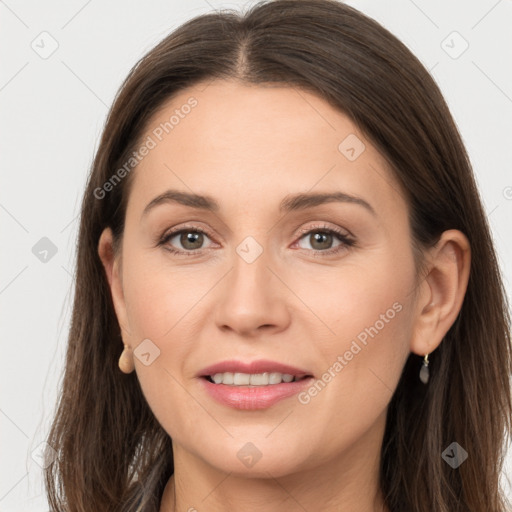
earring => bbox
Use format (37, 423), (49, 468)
(419, 353), (429, 384)
(118, 343), (135, 374)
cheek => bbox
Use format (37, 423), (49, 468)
(122, 249), (217, 340)
(288, 246), (414, 348)
(123, 261), (203, 438)
(292, 247), (415, 414)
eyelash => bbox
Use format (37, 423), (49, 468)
(157, 223), (355, 258)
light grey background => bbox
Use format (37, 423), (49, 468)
(1, 0), (511, 510)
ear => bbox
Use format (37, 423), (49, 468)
(409, 229), (471, 356)
(97, 227), (131, 345)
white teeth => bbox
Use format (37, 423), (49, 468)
(233, 372), (250, 385)
(250, 373), (269, 385)
(212, 373), (224, 384)
(210, 372), (297, 386)
(269, 372), (282, 384)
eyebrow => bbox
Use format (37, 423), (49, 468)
(141, 189), (377, 219)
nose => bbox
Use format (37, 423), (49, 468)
(214, 245), (291, 338)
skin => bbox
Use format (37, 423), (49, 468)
(98, 79), (471, 512)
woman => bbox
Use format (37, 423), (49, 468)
(44, 0), (512, 510)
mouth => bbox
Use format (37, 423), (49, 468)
(197, 359), (314, 384)
(202, 372), (311, 386)
(197, 360), (314, 409)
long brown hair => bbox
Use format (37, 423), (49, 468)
(44, 1), (512, 510)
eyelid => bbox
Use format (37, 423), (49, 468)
(294, 222), (352, 239)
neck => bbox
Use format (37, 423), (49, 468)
(159, 411), (390, 512)
(161, 471), (388, 512)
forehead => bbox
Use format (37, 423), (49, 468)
(126, 80), (406, 221)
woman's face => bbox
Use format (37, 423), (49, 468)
(104, 79), (423, 477)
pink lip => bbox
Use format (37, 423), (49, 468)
(200, 378), (314, 410)
(197, 359), (314, 410)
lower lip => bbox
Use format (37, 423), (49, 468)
(200, 377), (314, 410)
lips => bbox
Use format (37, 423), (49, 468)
(197, 359), (314, 410)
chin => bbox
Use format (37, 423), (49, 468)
(193, 436), (311, 478)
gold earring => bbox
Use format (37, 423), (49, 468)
(419, 353), (430, 384)
(118, 343), (135, 374)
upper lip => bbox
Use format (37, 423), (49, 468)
(198, 359), (314, 379)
